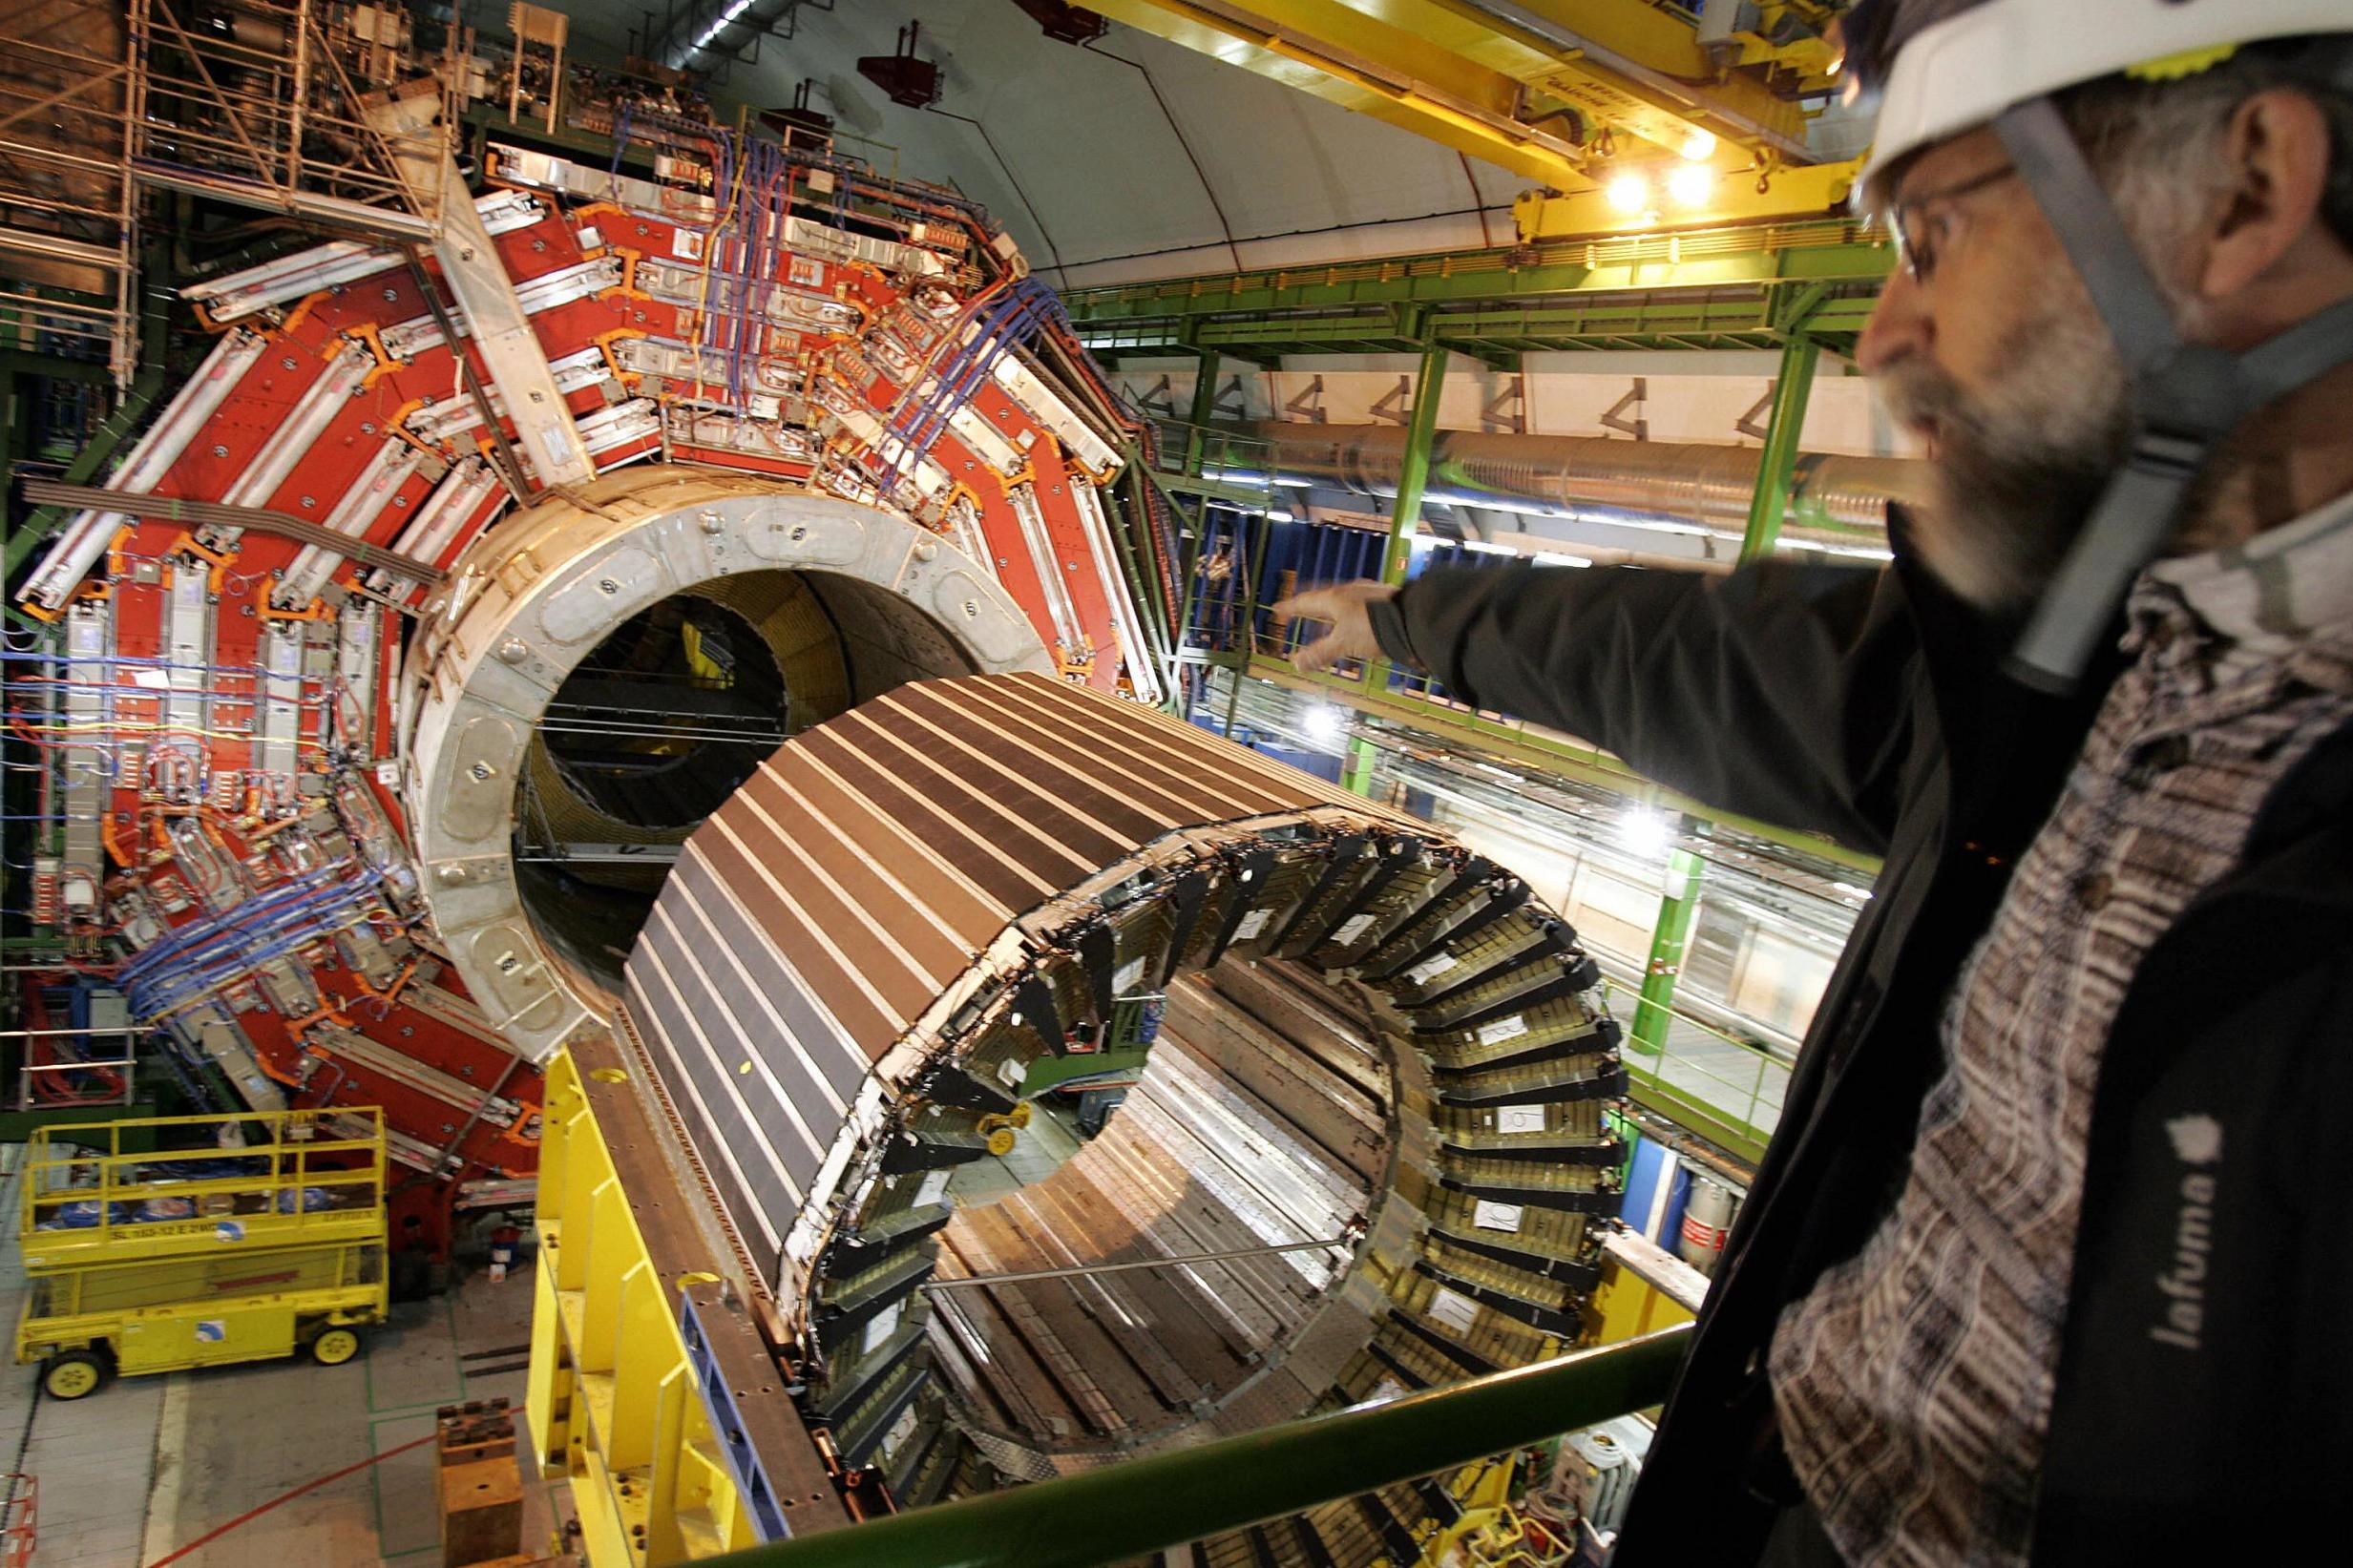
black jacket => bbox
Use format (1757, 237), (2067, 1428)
(1374, 546), (2353, 1564)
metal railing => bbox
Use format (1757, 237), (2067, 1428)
(1599, 977), (1788, 1163)
(2, 1025), (139, 1111)
(706, 1325), (1691, 1568)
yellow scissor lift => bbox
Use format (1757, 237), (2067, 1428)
(14, 1107), (390, 1399)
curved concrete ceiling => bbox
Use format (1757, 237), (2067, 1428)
(557, 0), (1530, 286)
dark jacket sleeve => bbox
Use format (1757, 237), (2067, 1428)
(1372, 560), (1926, 855)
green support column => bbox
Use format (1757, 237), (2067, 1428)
(1738, 333), (1822, 563)
(1628, 847), (1703, 1057)
(1184, 345), (1221, 477)
(1360, 339), (1449, 695)
(1381, 339), (1451, 586)
(1342, 736), (1378, 796)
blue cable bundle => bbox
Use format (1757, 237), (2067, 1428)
(117, 864), (381, 1023)
(879, 277), (1076, 491)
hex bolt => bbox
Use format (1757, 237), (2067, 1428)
(469, 761), (496, 782)
(598, 578), (620, 595)
(496, 638), (529, 663)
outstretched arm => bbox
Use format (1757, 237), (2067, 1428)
(1277, 561), (1924, 854)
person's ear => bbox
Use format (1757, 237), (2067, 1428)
(2199, 88), (2334, 299)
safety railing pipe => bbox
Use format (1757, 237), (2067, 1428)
(708, 1325), (1692, 1568)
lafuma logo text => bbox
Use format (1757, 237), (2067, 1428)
(2149, 1115), (2222, 1352)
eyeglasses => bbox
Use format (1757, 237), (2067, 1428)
(1886, 162), (2019, 284)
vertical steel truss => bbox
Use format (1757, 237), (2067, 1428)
(125, 0), (453, 240)
(0, 0), (142, 390)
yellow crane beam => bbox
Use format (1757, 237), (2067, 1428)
(1088, 0), (1591, 184)
(1100, 0), (1838, 185)
(1512, 157), (1862, 242)
(1446, 0), (1829, 162)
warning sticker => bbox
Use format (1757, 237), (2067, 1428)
(1477, 1015), (1530, 1047)
(1473, 1200), (1525, 1233)
(1331, 912), (1376, 948)
(196, 1320), (227, 1344)
(788, 256), (827, 288)
(1497, 1105), (1546, 1135)
(863, 1302), (903, 1356)
(1234, 908), (1272, 941)
(1428, 1286), (1480, 1336)
(1404, 952), (1460, 986)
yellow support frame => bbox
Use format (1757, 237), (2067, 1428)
(527, 1046), (770, 1566)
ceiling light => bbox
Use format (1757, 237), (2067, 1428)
(1606, 173), (1650, 215)
(690, 0), (760, 52)
(1616, 805), (1672, 859)
(1679, 128), (1718, 162)
(1301, 704), (1346, 746)
(1667, 163), (1714, 207)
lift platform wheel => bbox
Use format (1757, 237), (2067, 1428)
(39, 1352), (105, 1402)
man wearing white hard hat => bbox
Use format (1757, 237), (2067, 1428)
(1278, 1), (2353, 1561)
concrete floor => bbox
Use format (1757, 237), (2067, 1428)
(0, 1146), (571, 1567)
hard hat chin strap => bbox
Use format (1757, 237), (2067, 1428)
(1992, 94), (2353, 692)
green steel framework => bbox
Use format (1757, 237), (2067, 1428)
(1063, 226), (1893, 363)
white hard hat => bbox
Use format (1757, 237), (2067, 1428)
(1838, 0), (2353, 691)
(1852, 0), (2353, 205)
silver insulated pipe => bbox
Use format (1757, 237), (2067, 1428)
(1236, 421), (1929, 546)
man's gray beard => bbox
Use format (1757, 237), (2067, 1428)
(1884, 302), (2133, 612)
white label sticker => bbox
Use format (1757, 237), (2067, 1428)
(1234, 908), (1272, 941)
(862, 1301), (903, 1355)
(1428, 1286), (1480, 1335)
(914, 1170), (952, 1208)
(1473, 1200), (1525, 1233)
(1477, 1015), (1530, 1046)
(998, 1056), (1028, 1087)
(883, 1403), (919, 1457)
(1332, 912), (1376, 947)
(1114, 957), (1145, 993)
(1404, 952), (1460, 986)
(576, 224), (602, 250)
(1368, 1377), (1408, 1406)
(130, 667), (171, 690)
(671, 227), (705, 261)
(1498, 1105), (1546, 1134)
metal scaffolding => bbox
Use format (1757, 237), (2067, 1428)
(127, 0), (454, 239)
(0, 0), (464, 400)
(0, 0), (142, 390)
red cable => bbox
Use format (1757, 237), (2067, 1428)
(139, 1432), (437, 1568)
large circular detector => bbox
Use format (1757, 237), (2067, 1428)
(403, 465), (1050, 1061)
(617, 672), (1629, 1557)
